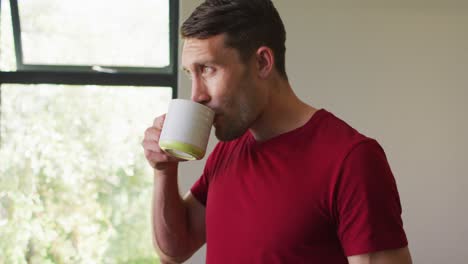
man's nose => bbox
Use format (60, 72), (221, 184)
(190, 78), (210, 104)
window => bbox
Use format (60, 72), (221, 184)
(0, 0), (179, 263)
(12, 0), (171, 69)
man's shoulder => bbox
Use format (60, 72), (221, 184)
(313, 109), (373, 153)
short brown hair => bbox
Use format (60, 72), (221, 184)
(181, 0), (287, 79)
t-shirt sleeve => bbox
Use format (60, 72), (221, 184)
(335, 139), (408, 256)
(190, 143), (223, 207)
(190, 169), (209, 206)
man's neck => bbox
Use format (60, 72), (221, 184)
(249, 81), (317, 142)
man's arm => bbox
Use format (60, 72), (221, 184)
(347, 247), (412, 264)
(143, 115), (206, 263)
(152, 169), (206, 263)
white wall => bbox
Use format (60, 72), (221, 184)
(178, 1), (468, 263)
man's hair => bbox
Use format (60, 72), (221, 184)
(181, 0), (287, 79)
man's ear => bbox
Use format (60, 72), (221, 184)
(255, 46), (274, 79)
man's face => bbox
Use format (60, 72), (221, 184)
(181, 34), (263, 141)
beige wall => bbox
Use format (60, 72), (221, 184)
(178, 1), (468, 263)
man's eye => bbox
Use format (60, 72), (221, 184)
(202, 66), (214, 75)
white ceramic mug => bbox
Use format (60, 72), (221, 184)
(159, 99), (215, 160)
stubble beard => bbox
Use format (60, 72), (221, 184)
(214, 64), (258, 142)
(214, 92), (254, 142)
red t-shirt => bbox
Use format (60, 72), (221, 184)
(191, 109), (408, 263)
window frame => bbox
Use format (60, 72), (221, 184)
(0, 0), (179, 99)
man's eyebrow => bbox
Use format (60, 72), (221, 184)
(180, 60), (215, 72)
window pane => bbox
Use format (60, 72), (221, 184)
(0, 0), (17, 71)
(0, 84), (171, 263)
(17, 0), (170, 68)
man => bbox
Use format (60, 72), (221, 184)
(141, 0), (412, 263)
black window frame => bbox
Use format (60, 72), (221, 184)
(0, 0), (179, 99)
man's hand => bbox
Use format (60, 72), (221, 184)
(142, 114), (181, 171)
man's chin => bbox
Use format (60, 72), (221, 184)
(214, 125), (246, 142)
(214, 129), (230, 142)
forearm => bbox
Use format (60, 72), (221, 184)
(152, 165), (192, 262)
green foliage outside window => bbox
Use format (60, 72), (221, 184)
(0, 85), (171, 263)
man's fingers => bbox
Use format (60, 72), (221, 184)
(153, 114), (166, 128)
(146, 150), (174, 164)
(142, 114), (182, 170)
(142, 139), (161, 152)
(144, 127), (160, 142)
